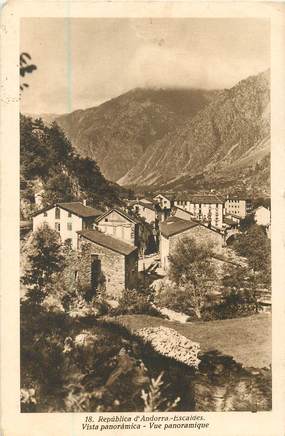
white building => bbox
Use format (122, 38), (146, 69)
(254, 206), (271, 227)
(153, 194), (173, 210)
(132, 201), (157, 223)
(32, 202), (103, 249)
(224, 196), (252, 219)
(174, 195), (223, 229)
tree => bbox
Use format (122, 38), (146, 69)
(233, 224), (271, 286)
(41, 173), (75, 207)
(239, 213), (255, 232)
(168, 237), (216, 318)
(22, 224), (65, 304)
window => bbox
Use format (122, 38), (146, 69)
(55, 222), (60, 231)
(105, 218), (108, 222)
(55, 207), (60, 219)
(43, 211), (47, 217)
(68, 212), (72, 218)
(67, 222), (72, 231)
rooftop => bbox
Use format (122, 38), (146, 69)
(33, 202), (104, 218)
(78, 229), (137, 256)
(137, 201), (156, 211)
(97, 208), (140, 224)
(58, 202), (104, 218)
(160, 217), (199, 238)
(175, 194), (223, 204)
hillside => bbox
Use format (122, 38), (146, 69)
(20, 115), (127, 219)
(56, 88), (216, 182)
(54, 70), (270, 195)
(119, 70), (270, 195)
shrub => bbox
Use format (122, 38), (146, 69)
(154, 281), (201, 319)
(201, 289), (261, 321)
(111, 288), (161, 317)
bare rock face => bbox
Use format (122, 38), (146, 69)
(135, 326), (200, 368)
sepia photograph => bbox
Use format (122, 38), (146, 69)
(18, 17), (272, 415)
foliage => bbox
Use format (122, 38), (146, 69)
(21, 224), (65, 304)
(20, 114), (126, 217)
(141, 372), (180, 412)
(20, 304), (191, 412)
(168, 237), (217, 318)
(233, 224), (271, 287)
(202, 265), (261, 320)
(41, 173), (75, 206)
(111, 288), (160, 317)
(154, 282), (201, 318)
(239, 213), (255, 232)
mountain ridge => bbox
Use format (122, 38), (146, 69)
(39, 70), (270, 195)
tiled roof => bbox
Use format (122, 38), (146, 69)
(173, 207), (194, 217)
(160, 217), (199, 238)
(97, 208), (140, 224)
(137, 201), (156, 211)
(190, 195), (223, 204)
(58, 202), (104, 218)
(78, 229), (137, 256)
(175, 194), (223, 204)
(33, 202), (104, 218)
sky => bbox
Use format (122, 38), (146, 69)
(20, 18), (270, 114)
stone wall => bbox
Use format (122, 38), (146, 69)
(125, 251), (138, 290)
(63, 239), (127, 299)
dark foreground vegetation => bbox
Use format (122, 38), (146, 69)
(21, 302), (271, 413)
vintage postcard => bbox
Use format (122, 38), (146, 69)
(1, 1), (285, 435)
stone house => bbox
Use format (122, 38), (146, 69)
(174, 195), (223, 229)
(96, 208), (139, 247)
(224, 196), (252, 218)
(160, 216), (224, 272)
(76, 229), (138, 299)
(32, 202), (103, 249)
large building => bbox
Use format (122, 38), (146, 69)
(224, 196), (252, 218)
(32, 202), (103, 249)
(77, 229), (138, 299)
(160, 216), (224, 271)
(174, 195), (223, 229)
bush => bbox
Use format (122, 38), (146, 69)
(154, 282), (202, 319)
(201, 289), (261, 321)
(110, 288), (161, 317)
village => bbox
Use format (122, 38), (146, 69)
(27, 192), (271, 309)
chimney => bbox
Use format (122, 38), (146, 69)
(83, 199), (87, 206)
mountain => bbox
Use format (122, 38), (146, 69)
(119, 70), (270, 195)
(54, 70), (270, 196)
(55, 88), (216, 182)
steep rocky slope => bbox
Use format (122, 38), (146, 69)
(56, 89), (216, 182)
(54, 70), (270, 195)
(119, 70), (270, 195)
